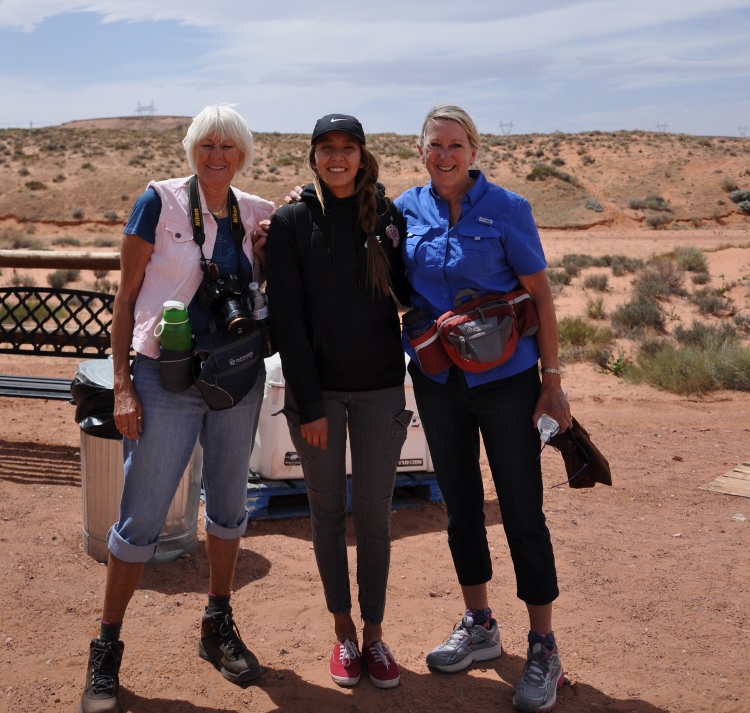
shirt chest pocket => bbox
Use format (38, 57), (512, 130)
(162, 221), (195, 245)
(457, 224), (503, 276)
(403, 224), (433, 269)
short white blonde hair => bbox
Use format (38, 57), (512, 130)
(182, 105), (255, 175)
(417, 104), (481, 151)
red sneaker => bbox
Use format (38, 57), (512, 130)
(329, 639), (361, 686)
(363, 641), (400, 688)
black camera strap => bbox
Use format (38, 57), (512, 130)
(188, 174), (250, 285)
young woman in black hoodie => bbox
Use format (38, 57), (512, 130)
(266, 114), (411, 689)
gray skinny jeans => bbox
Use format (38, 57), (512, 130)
(283, 386), (412, 624)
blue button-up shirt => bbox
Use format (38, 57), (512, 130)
(395, 170), (547, 386)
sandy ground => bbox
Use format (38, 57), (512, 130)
(1, 227), (750, 713)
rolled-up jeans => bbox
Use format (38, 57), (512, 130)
(283, 386), (411, 625)
(108, 353), (264, 563)
(408, 362), (558, 607)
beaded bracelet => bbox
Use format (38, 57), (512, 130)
(541, 367), (562, 376)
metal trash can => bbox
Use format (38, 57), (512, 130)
(72, 360), (203, 564)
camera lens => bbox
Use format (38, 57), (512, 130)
(222, 298), (254, 337)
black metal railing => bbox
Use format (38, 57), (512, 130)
(0, 287), (113, 358)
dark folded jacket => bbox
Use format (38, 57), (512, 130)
(548, 417), (612, 489)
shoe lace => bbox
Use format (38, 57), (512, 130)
(443, 621), (471, 647)
(90, 644), (118, 694)
(338, 639), (360, 664)
(367, 642), (391, 669)
(522, 645), (551, 688)
(217, 611), (247, 657)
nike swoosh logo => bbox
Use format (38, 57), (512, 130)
(330, 118), (347, 122)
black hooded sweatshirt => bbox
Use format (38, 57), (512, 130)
(266, 183), (411, 424)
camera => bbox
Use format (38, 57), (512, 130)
(198, 273), (254, 337)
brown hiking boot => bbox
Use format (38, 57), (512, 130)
(198, 608), (262, 683)
(78, 638), (124, 713)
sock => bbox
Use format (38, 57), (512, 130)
(99, 620), (122, 643)
(465, 607), (492, 629)
(205, 592), (231, 615)
(529, 630), (556, 653)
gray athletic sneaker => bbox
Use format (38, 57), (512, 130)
(512, 642), (564, 712)
(425, 616), (502, 672)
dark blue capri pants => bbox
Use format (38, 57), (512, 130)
(408, 362), (558, 607)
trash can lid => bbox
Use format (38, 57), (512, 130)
(75, 359), (114, 390)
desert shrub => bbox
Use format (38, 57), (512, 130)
(120, 192), (129, 201)
(674, 321), (736, 348)
(691, 288), (734, 315)
(47, 270), (70, 288)
(721, 176), (739, 192)
(551, 157), (565, 166)
(51, 236), (81, 247)
(611, 297), (665, 335)
(584, 295), (606, 320)
(608, 255), (644, 276)
(627, 341), (750, 394)
(93, 236), (119, 248)
(93, 269), (110, 279)
(585, 198), (603, 212)
(738, 201), (750, 215)
(52, 173), (66, 183)
(628, 198), (647, 209)
(728, 189), (750, 203)
(696, 138), (712, 147)
(526, 163), (578, 185)
(674, 247), (707, 273)
(72, 207), (84, 219)
(691, 271), (711, 285)
(25, 181), (47, 190)
(397, 149), (414, 160)
(558, 317), (613, 363)
(93, 278), (118, 294)
(547, 269), (572, 286)
(267, 165), (279, 174)
(581, 154), (595, 165)
(103, 210), (118, 221)
(646, 215), (671, 229)
(18, 165), (30, 176)
(0, 229), (43, 250)
(632, 260), (685, 300)
(10, 273), (36, 287)
(82, 162), (93, 170)
(583, 274), (609, 291)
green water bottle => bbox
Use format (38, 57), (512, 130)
(154, 300), (192, 351)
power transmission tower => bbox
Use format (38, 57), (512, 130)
(739, 126), (748, 138)
(498, 120), (514, 136)
(135, 101), (157, 124)
(656, 123), (668, 133)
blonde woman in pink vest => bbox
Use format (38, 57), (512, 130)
(78, 105), (273, 713)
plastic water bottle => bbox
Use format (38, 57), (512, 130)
(154, 300), (192, 351)
(249, 282), (274, 356)
(537, 414), (559, 444)
(402, 307), (433, 338)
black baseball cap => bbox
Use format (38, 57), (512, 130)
(311, 114), (366, 145)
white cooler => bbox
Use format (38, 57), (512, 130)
(250, 354), (433, 480)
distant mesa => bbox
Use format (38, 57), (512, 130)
(57, 116), (193, 131)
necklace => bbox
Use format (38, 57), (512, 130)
(210, 200), (227, 218)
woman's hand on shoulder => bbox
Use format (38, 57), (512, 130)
(301, 416), (328, 450)
(284, 186), (304, 205)
(532, 379), (571, 435)
(252, 219), (270, 262)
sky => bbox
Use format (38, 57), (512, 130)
(1, 0), (749, 136)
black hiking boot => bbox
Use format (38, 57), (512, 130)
(198, 607), (262, 683)
(78, 638), (124, 713)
